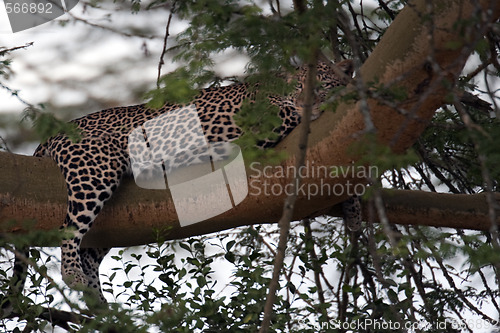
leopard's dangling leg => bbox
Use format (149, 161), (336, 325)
(80, 248), (110, 303)
(56, 140), (126, 305)
(342, 195), (362, 231)
(61, 175), (119, 303)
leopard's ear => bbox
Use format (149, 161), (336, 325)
(336, 59), (354, 78)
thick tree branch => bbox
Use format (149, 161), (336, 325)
(1, 0), (499, 248)
(327, 189), (500, 231)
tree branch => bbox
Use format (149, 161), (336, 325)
(327, 189), (500, 231)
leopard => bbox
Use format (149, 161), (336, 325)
(17, 59), (359, 304)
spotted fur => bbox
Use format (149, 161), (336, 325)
(28, 60), (356, 303)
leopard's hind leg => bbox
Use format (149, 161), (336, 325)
(55, 138), (127, 304)
(80, 248), (110, 303)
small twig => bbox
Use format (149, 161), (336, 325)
(454, 96), (500, 284)
(377, 0), (395, 20)
(464, 58), (493, 82)
(459, 92), (493, 113)
(415, 142), (462, 193)
(268, 0), (281, 17)
(482, 63), (500, 119)
(302, 219), (328, 320)
(157, 1), (177, 88)
(0, 43), (34, 56)
(0, 136), (12, 153)
(64, 10), (158, 39)
(339, 229), (360, 324)
(0, 83), (34, 108)
(476, 261), (500, 315)
(418, 229), (499, 326)
(464, 30), (500, 82)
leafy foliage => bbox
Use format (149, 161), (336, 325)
(22, 107), (82, 143)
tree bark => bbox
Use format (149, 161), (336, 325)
(1, 0), (499, 248)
